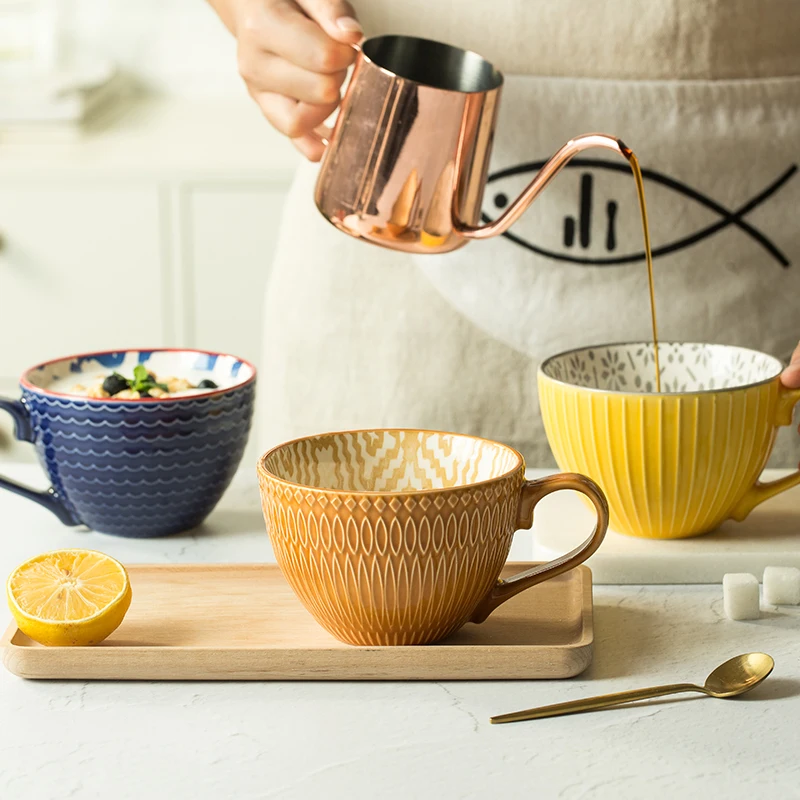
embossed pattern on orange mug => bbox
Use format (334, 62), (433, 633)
(258, 429), (608, 646)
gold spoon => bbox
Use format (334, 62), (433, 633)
(491, 652), (774, 725)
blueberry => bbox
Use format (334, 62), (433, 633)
(197, 379), (218, 389)
(139, 390), (151, 398)
(102, 374), (129, 396)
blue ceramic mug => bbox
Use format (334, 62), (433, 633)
(0, 349), (256, 537)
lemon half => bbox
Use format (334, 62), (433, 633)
(7, 549), (131, 646)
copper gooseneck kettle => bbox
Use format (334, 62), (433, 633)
(313, 35), (632, 254)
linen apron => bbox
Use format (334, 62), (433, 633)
(259, 0), (800, 467)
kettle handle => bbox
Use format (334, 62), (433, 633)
(307, 41), (362, 149)
(308, 125), (334, 148)
(454, 133), (632, 239)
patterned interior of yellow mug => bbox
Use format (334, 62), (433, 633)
(261, 430), (522, 492)
(538, 341), (793, 539)
(541, 342), (782, 394)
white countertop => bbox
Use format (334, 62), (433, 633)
(1, 462), (799, 800)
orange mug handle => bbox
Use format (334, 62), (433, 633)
(470, 473), (609, 624)
(731, 386), (800, 521)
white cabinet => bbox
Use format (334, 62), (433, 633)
(0, 97), (299, 463)
(0, 184), (163, 380)
(184, 184), (289, 464)
(187, 185), (287, 367)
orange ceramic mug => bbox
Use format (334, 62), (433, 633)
(257, 429), (608, 646)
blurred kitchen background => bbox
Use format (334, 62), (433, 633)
(0, 0), (301, 463)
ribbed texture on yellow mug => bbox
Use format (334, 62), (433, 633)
(538, 343), (800, 539)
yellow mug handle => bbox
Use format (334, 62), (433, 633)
(730, 386), (800, 521)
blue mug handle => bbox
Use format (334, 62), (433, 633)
(0, 396), (81, 525)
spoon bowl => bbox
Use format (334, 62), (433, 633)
(704, 652), (774, 697)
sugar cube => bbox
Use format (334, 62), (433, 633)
(723, 573), (760, 620)
(763, 566), (800, 606)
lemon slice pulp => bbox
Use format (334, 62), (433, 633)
(7, 549), (132, 646)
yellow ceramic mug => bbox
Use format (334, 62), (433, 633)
(258, 429), (608, 646)
(539, 342), (800, 540)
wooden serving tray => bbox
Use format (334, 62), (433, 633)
(2, 563), (593, 681)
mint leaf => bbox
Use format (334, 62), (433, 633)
(133, 365), (149, 385)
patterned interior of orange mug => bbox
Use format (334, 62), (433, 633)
(261, 429), (521, 492)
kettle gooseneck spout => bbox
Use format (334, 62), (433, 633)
(453, 133), (632, 239)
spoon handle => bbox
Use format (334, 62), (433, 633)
(491, 683), (702, 724)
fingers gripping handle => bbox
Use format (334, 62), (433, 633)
(470, 473), (609, 624)
(308, 125), (333, 147)
(307, 41), (361, 148)
(0, 397), (80, 526)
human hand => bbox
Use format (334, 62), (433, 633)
(781, 341), (800, 389)
(208, 0), (362, 161)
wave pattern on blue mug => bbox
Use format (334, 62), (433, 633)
(23, 385), (254, 537)
(3, 349), (257, 538)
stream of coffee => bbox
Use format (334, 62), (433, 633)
(621, 149), (661, 392)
